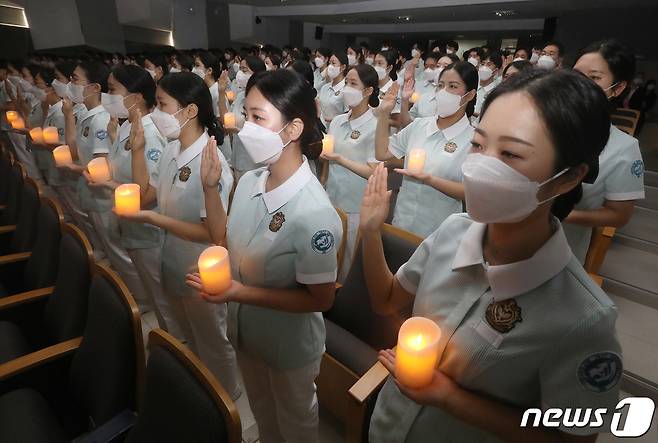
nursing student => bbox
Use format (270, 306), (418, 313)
(375, 61), (478, 238)
(142, 54), (169, 83)
(372, 49), (402, 119)
(186, 69), (342, 443)
(473, 51), (503, 118)
(318, 53), (349, 127)
(118, 72), (240, 400)
(321, 64), (380, 280)
(312, 47), (331, 91)
(362, 69), (621, 443)
(217, 56), (267, 180)
(565, 39), (645, 262)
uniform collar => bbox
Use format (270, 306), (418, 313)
(47, 100), (63, 118)
(452, 218), (573, 301)
(251, 157), (313, 214)
(479, 82), (496, 93)
(176, 131), (208, 166)
(81, 104), (105, 121)
(380, 79), (394, 93)
(346, 108), (375, 130)
(425, 113), (470, 139)
(330, 79), (346, 93)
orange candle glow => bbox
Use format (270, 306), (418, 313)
(407, 148), (426, 173)
(42, 126), (60, 144)
(53, 145), (73, 166)
(87, 157), (111, 182)
(11, 117), (25, 130)
(114, 184), (140, 215)
(395, 317), (441, 388)
(5, 110), (18, 123)
(410, 92), (420, 104)
(224, 112), (236, 129)
(29, 127), (44, 144)
(198, 246), (232, 294)
(226, 90), (236, 103)
(322, 134), (334, 154)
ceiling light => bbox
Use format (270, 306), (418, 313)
(494, 10), (516, 17)
(397, 15), (412, 22)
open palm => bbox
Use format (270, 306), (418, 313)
(200, 136), (222, 190)
(360, 163), (391, 233)
(129, 110), (145, 153)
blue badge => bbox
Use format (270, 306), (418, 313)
(147, 148), (161, 162)
(311, 230), (335, 254)
(57, 128), (64, 136)
(96, 129), (108, 140)
(631, 159), (644, 178)
(577, 352), (622, 393)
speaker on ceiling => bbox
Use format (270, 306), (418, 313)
(255, 16), (262, 24)
(315, 26), (323, 40)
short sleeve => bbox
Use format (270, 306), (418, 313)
(294, 207), (342, 285)
(90, 113), (111, 155)
(388, 119), (418, 159)
(604, 138), (645, 201)
(143, 129), (166, 190)
(409, 101), (420, 119)
(395, 230), (436, 294)
(539, 306), (622, 436)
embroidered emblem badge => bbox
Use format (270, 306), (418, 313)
(577, 352), (623, 392)
(269, 212), (286, 232)
(350, 130), (361, 140)
(485, 299), (522, 333)
(178, 166), (191, 182)
(311, 230), (335, 254)
(444, 141), (458, 153)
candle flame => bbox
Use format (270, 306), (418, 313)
(203, 258), (220, 268)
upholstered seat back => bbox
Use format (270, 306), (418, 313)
(22, 199), (62, 291)
(0, 163), (23, 225)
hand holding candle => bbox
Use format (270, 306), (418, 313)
(395, 317), (441, 388)
(29, 127), (44, 144)
(224, 112), (236, 129)
(322, 134), (334, 154)
(42, 126), (60, 144)
(87, 157), (111, 182)
(53, 145), (73, 166)
(198, 246), (232, 294)
(407, 149), (426, 173)
(114, 184), (140, 215)
(11, 117), (25, 130)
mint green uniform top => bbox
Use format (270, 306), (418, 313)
(226, 158), (342, 370)
(325, 109), (377, 213)
(370, 214), (622, 442)
(318, 79), (348, 127)
(108, 114), (166, 250)
(388, 114), (474, 238)
(34, 101), (66, 186)
(409, 89), (437, 120)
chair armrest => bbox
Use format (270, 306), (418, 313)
(0, 251), (31, 266)
(0, 225), (16, 234)
(0, 337), (82, 381)
(349, 360), (390, 404)
(76, 409), (137, 443)
(601, 226), (616, 238)
(0, 286), (54, 311)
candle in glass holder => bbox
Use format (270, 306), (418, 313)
(114, 184), (140, 215)
(395, 317), (441, 388)
(322, 134), (334, 154)
(407, 149), (426, 173)
(11, 117), (25, 130)
(29, 127), (44, 144)
(87, 157), (111, 182)
(198, 246), (232, 294)
(224, 112), (236, 129)
(226, 90), (236, 103)
(410, 92), (420, 103)
(42, 126), (60, 144)
(53, 145), (73, 166)
(5, 110), (18, 123)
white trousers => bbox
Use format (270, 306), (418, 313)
(166, 295), (242, 401)
(237, 351), (321, 443)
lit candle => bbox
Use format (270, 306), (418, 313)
(410, 92), (421, 103)
(42, 126), (60, 144)
(407, 148), (426, 173)
(29, 127), (44, 144)
(5, 110), (18, 123)
(226, 90), (236, 103)
(87, 157), (111, 182)
(198, 246), (232, 294)
(224, 112), (236, 129)
(11, 117), (25, 130)
(322, 134), (334, 154)
(114, 183), (140, 215)
(53, 145), (73, 166)
(395, 317), (441, 388)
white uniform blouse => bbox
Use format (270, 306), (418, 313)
(318, 79), (348, 127)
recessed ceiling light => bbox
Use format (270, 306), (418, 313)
(457, 34), (465, 38)
(397, 15), (412, 22)
(494, 10), (516, 17)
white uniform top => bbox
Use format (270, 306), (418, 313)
(564, 125), (645, 261)
(34, 101), (66, 186)
(209, 82), (219, 117)
(370, 214), (622, 442)
(0, 81), (14, 130)
(389, 114), (474, 237)
(228, 89), (258, 174)
(75, 104), (112, 212)
(156, 131), (233, 297)
(474, 81), (497, 116)
(108, 114), (166, 250)
(226, 158), (342, 369)
(318, 79), (348, 126)
(325, 109), (377, 213)
(409, 89), (438, 120)
(313, 68), (327, 91)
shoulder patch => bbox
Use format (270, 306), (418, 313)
(311, 230), (335, 254)
(96, 129), (108, 140)
(631, 159), (644, 178)
(146, 148), (161, 162)
(577, 351), (622, 393)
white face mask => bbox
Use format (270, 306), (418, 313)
(67, 83), (91, 104)
(347, 54), (357, 65)
(461, 153), (569, 223)
(232, 62), (240, 72)
(314, 57), (325, 68)
(435, 88), (467, 118)
(169, 66), (181, 73)
(238, 121), (290, 165)
(192, 66), (206, 79)
(150, 107), (189, 140)
(341, 85), (365, 107)
(446, 49), (454, 54)
(51, 79), (69, 98)
(537, 55), (556, 70)
(423, 68), (438, 83)
(478, 66), (493, 82)
(529, 52), (540, 64)
(146, 68), (157, 79)
(365, 57), (374, 65)
(236, 70), (251, 89)
(327, 65), (341, 80)
(32, 85), (47, 102)
(411, 49), (420, 58)
(512, 57), (525, 62)
(374, 66), (388, 81)
(101, 93), (134, 119)
(467, 57), (479, 67)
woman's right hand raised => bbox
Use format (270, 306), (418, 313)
(360, 162), (391, 234)
(200, 136), (222, 190)
(379, 82), (400, 116)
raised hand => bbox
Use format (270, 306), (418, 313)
(129, 109), (145, 153)
(200, 136), (223, 190)
(107, 115), (119, 144)
(62, 97), (73, 116)
(379, 82), (400, 116)
(359, 163), (391, 234)
(402, 77), (415, 101)
(218, 70), (230, 92)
